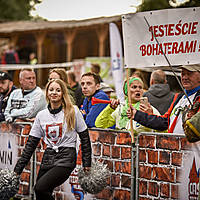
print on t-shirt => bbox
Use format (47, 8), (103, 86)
(46, 123), (62, 144)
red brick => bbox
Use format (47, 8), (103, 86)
(151, 168), (156, 179)
(21, 172), (30, 182)
(89, 130), (99, 142)
(139, 198), (151, 200)
(16, 125), (22, 134)
(92, 143), (101, 156)
(36, 164), (40, 174)
(157, 136), (179, 150)
(114, 189), (130, 200)
(139, 135), (155, 148)
(171, 184), (178, 199)
(99, 131), (115, 144)
(103, 144), (110, 156)
(116, 132), (131, 145)
(95, 188), (112, 199)
(180, 137), (192, 150)
(139, 180), (147, 195)
(139, 165), (152, 179)
(160, 183), (170, 198)
(148, 181), (159, 196)
(18, 184), (22, 195)
(22, 125), (31, 135)
(115, 161), (122, 173)
(22, 184), (29, 195)
(139, 149), (146, 162)
(103, 159), (113, 171)
(111, 174), (120, 187)
(147, 150), (158, 164)
(122, 162), (131, 174)
(172, 152), (182, 166)
(121, 147), (131, 159)
(18, 148), (22, 157)
(20, 136), (26, 146)
(159, 151), (170, 164)
(121, 175), (131, 188)
(36, 152), (43, 162)
(0, 122), (9, 132)
(155, 167), (175, 182)
(115, 161), (131, 174)
(176, 168), (182, 183)
(112, 146), (120, 158)
(24, 137), (29, 145)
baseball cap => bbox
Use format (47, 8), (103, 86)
(180, 64), (200, 72)
(100, 83), (114, 93)
(0, 71), (12, 81)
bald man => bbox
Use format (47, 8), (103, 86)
(143, 69), (175, 115)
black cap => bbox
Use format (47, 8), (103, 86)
(0, 71), (12, 81)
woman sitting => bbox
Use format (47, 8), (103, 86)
(95, 77), (160, 134)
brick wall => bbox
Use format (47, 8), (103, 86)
(1, 122), (196, 200)
(137, 132), (194, 200)
(1, 123), (133, 200)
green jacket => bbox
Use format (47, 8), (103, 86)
(95, 102), (160, 135)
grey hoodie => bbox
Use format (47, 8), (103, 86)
(143, 84), (175, 115)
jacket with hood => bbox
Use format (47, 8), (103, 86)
(143, 84), (174, 115)
(81, 89), (109, 128)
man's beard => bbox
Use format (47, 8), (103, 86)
(1, 88), (9, 96)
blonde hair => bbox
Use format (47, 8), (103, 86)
(49, 68), (68, 84)
(46, 79), (75, 131)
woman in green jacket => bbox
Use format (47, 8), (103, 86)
(95, 77), (160, 134)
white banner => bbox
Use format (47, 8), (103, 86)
(109, 23), (125, 102)
(122, 7), (200, 68)
(179, 143), (200, 199)
(0, 132), (18, 170)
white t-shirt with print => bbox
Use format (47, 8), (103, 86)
(30, 106), (87, 149)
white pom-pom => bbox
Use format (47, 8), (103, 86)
(0, 169), (19, 200)
(78, 160), (110, 194)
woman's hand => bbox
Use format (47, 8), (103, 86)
(110, 99), (120, 110)
(127, 105), (137, 119)
(139, 102), (153, 114)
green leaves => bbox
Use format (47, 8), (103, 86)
(0, 0), (42, 21)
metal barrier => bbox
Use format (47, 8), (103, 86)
(1, 122), (197, 199)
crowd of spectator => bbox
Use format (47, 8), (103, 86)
(0, 62), (199, 199)
(0, 63), (199, 136)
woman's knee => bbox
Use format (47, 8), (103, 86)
(34, 185), (53, 200)
(34, 182), (50, 196)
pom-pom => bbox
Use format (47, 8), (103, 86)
(0, 169), (19, 200)
(78, 160), (110, 194)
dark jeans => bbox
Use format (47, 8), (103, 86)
(34, 166), (74, 200)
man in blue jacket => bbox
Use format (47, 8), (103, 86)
(80, 72), (109, 128)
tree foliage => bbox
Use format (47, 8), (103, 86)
(138, 0), (200, 12)
(0, 0), (42, 21)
